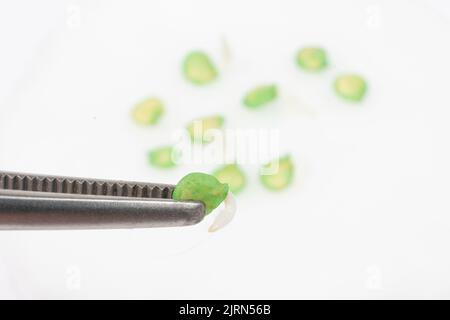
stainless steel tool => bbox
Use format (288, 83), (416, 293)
(0, 171), (205, 230)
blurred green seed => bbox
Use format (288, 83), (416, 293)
(148, 146), (179, 169)
(334, 74), (367, 102)
(172, 172), (229, 214)
(213, 164), (246, 194)
(243, 84), (278, 109)
(182, 51), (218, 85)
(186, 115), (224, 143)
(260, 155), (294, 191)
(296, 47), (328, 71)
(131, 97), (164, 126)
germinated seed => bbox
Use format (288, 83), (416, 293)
(148, 146), (178, 169)
(213, 164), (246, 194)
(132, 97), (165, 126)
(334, 74), (367, 102)
(182, 51), (218, 85)
(243, 84), (278, 109)
(186, 115), (224, 143)
(260, 155), (294, 191)
(296, 47), (328, 71)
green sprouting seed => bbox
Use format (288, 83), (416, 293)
(148, 146), (178, 169)
(334, 74), (367, 102)
(182, 51), (218, 85)
(243, 84), (278, 109)
(260, 155), (294, 191)
(213, 164), (246, 194)
(296, 47), (328, 71)
(186, 115), (224, 143)
(172, 172), (229, 214)
(132, 97), (164, 126)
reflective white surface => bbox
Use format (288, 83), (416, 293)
(1, 0), (450, 299)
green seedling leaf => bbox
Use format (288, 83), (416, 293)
(172, 172), (229, 214)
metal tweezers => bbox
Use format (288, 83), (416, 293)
(0, 171), (205, 230)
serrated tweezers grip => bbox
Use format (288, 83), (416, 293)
(0, 172), (174, 199)
(0, 171), (205, 230)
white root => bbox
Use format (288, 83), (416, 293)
(220, 35), (232, 68)
(208, 191), (236, 233)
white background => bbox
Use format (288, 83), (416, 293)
(1, 0), (450, 299)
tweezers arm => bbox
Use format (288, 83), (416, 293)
(0, 190), (205, 230)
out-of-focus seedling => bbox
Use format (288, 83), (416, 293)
(296, 47), (328, 72)
(148, 146), (179, 169)
(182, 51), (218, 85)
(260, 155), (294, 191)
(334, 74), (367, 102)
(243, 84), (278, 109)
(186, 115), (225, 143)
(132, 97), (165, 126)
(213, 164), (246, 194)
